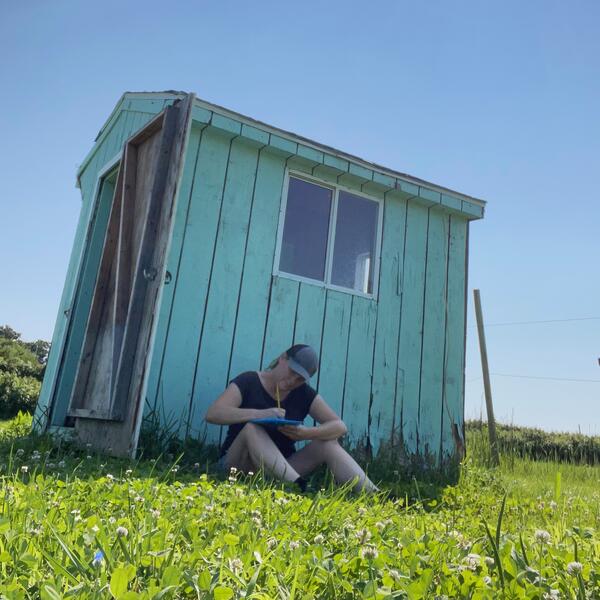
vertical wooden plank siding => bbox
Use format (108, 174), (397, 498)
(317, 291), (352, 417)
(368, 192), (407, 451)
(147, 128), (232, 435)
(261, 277), (300, 370)
(143, 125), (204, 411)
(342, 297), (377, 446)
(188, 138), (260, 440)
(293, 283), (326, 350)
(228, 150), (287, 378)
(417, 209), (449, 461)
(397, 203), (429, 454)
(440, 216), (468, 459)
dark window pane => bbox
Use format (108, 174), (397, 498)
(279, 177), (332, 281)
(331, 191), (379, 294)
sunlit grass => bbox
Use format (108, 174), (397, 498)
(0, 413), (597, 599)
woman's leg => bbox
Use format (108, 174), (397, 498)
(222, 423), (301, 483)
(288, 439), (379, 492)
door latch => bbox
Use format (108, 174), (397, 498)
(143, 267), (157, 282)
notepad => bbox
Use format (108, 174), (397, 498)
(250, 418), (303, 427)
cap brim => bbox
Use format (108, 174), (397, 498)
(287, 358), (311, 381)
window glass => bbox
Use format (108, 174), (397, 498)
(279, 177), (332, 281)
(330, 191), (379, 294)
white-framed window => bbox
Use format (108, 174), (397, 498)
(274, 171), (383, 299)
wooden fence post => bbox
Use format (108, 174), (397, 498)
(473, 289), (500, 467)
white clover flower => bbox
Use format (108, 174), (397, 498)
(20, 465), (28, 473)
(151, 509), (161, 519)
(357, 507), (367, 516)
(484, 556), (495, 568)
(566, 561), (583, 576)
(16, 449), (25, 457)
(229, 466), (238, 474)
(106, 474), (114, 482)
(313, 534), (325, 545)
(534, 529), (551, 545)
(288, 540), (300, 551)
(171, 466), (179, 474)
(234, 487), (244, 497)
(109, 517), (116, 525)
(355, 528), (372, 544)
(457, 538), (471, 550)
(252, 516), (262, 527)
(483, 576), (492, 585)
(228, 558), (243, 574)
(549, 501), (558, 511)
(266, 537), (278, 550)
(125, 469), (133, 476)
(116, 526), (128, 537)
(375, 521), (386, 532)
(248, 471), (254, 476)
(463, 553), (481, 570)
(193, 462), (200, 469)
(86, 455), (92, 460)
(91, 525), (99, 533)
(360, 545), (379, 560)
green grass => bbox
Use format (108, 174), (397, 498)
(0, 413), (598, 599)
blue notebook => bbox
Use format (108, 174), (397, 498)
(250, 418), (303, 427)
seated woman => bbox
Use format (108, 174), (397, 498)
(205, 344), (378, 493)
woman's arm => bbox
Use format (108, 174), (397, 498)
(205, 383), (284, 425)
(279, 395), (347, 441)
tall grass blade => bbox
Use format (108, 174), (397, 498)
(483, 519), (505, 590)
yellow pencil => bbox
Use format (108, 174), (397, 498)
(275, 384), (281, 410)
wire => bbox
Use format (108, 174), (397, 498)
(468, 372), (600, 383)
(477, 317), (600, 327)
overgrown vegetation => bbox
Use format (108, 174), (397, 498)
(466, 420), (600, 466)
(0, 325), (49, 418)
(0, 413), (598, 599)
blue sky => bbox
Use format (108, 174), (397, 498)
(1, 1), (598, 433)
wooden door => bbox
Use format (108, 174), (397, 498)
(67, 94), (194, 457)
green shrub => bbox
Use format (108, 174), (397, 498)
(0, 370), (41, 418)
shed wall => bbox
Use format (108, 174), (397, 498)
(36, 95), (470, 465)
(143, 123), (469, 463)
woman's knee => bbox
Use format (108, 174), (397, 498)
(311, 439), (341, 454)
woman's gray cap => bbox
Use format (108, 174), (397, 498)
(286, 344), (319, 381)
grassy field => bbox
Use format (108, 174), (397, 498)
(0, 414), (598, 599)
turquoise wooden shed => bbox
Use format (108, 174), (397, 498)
(34, 91), (485, 466)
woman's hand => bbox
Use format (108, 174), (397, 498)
(258, 407), (286, 419)
(278, 425), (312, 440)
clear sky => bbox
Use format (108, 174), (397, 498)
(1, 1), (598, 433)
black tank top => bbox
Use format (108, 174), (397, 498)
(219, 371), (317, 458)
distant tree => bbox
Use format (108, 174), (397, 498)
(24, 340), (51, 365)
(0, 325), (49, 418)
(0, 325), (20, 341)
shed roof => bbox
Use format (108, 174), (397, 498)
(77, 91), (486, 219)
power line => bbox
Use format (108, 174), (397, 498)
(477, 317), (600, 327)
(467, 372), (600, 384)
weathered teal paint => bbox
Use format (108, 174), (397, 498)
(36, 91), (485, 467)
